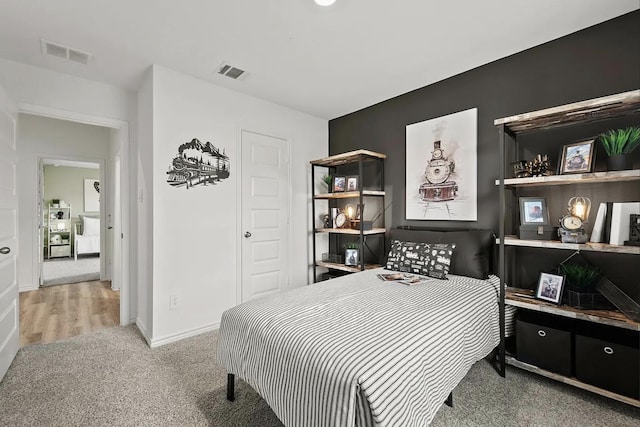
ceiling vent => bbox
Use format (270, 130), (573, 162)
(41, 39), (92, 65)
(217, 62), (247, 80)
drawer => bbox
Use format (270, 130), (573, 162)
(575, 334), (639, 399)
(516, 319), (573, 376)
(50, 245), (71, 257)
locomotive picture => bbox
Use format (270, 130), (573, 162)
(167, 138), (230, 188)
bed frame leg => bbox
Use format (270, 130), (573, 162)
(445, 392), (453, 408)
(226, 373), (235, 401)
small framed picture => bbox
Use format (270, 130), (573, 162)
(355, 204), (364, 220)
(559, 139), (595, 174)
(519, 197), (549, 226)
(333, 176), (346, 192)
(536, 272), (565, 304)
(346, 175), (358, 192)
(345, 249), (359, 266)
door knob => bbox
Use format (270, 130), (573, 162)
(244, 231), (252, 238)
(0, 247), (10, 255)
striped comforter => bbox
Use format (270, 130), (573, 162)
(217, 268), (512, 427)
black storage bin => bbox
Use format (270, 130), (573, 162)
(575, 323), (639, 399)
(516, 312), (573, 376)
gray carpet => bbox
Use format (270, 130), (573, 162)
(42, 255), (100, 286)
(0, 326), (638, 427)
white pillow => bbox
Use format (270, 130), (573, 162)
(82, 216), (100, 236)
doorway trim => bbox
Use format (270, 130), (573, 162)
(19, 102), (131, 325)
(236, 126), (293, 304)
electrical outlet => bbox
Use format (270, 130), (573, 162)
(169, 294), (178, 310)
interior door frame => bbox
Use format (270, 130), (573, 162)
(37, 155), (106, 284)
(19, 103), (131, 325)
(236, 126), (293, 304)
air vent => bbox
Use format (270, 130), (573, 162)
(41, 39), (92, 65)
(217, 62), (247, 80)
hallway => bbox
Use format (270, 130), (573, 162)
(19, 281), (119, 346)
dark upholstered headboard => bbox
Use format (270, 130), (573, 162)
(389, 227), (495, 280)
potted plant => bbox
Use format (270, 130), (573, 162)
(321, 174), (333, 193)
(598, 126), (640, 171)
(558, 263), (611, 309)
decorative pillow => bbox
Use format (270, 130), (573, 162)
(385, 240), (456, 279)
(389, 228), (492, 279)
(82, 216), (100, 236)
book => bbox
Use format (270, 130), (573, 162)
(589, 203), (607, 243)
(397, 277), (434, 286)
(377, 273), (412, 281)
(603, 201), (614, 243)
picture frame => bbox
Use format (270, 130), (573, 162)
(559, 139), (595, 174)
(535, 272), (565, 304)
(346, 175), (358, 192)
(355, 203), (364, 220)
(332, 176), (346, 192)
(83, 178), (100, 212)
(345, 249), (359, 266)
(519, 197), (549, 226)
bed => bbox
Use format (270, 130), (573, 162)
(217, 228), (515, 426)
(74, 215), (100, 260)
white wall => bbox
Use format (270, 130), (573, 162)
(17, 114), (110, 291)
(145, 65), (327, 345)
(43, 165), (101, 219)
(136, 68), (154, 338)
(0, 58), (137, 320)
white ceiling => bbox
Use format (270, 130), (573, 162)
(0, 1), (637, 119)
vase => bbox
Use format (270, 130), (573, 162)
(606, 154), (633, 171)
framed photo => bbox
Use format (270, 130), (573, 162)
(519, 197), (549, 226)
(559, 139), (595, 174)
(536, 272), (565, 304)
(333, 176), (346, 192)
(355, 204), (364, 220)
(345, 249), (359, 266)
(83, 178), (100, 212)
(346, 176), (358, 192)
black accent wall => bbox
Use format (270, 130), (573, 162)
(329, 11), (640, 231)
(329, 11), (640, 296)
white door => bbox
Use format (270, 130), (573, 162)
(0, 87), (18, 381)
(241, 130), (290, 302)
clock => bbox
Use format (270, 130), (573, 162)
(558, 214), (588, 243)
(560, 215), (583, 231)
(335, 212), (347, 228)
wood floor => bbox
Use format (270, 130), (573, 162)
(19, 281), (119, 347)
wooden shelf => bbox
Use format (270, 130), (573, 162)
(314, 190), (385, 199)
(315, 261), (382, 273)
(498, 236), (640, 255)
(505, 355), (640, 407)
(495, 169), (640, 187)
(506, 288), (640, 331)
(310, 149), (386, 167)
(315, 227), (386, 235)
(494, 90), (640, 134)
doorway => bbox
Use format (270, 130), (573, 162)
(40, 159), (102, 287)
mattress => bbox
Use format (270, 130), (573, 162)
(218, 268), (515, 427)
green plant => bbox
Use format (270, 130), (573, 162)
(598, 126), (640, 155)
(342, 242), (360, 250)
(321, 174), (333, 188)
(558, 263), (600, 292)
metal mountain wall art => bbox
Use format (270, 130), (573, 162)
(167, 138), (230, 189)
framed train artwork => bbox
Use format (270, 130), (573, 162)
(405, 108), (478, 221)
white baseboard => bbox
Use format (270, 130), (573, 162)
(148, 322), (220, 348)
(19, 284), (38, 293)
(135, 319), (152, 347)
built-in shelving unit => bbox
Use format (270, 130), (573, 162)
(495, 89), (640, 405)
(310, 150), (386, 282)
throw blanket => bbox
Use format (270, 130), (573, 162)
(218, 269), (505, 426)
